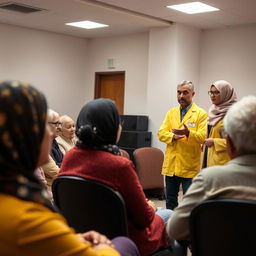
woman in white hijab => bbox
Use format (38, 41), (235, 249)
(202, 80), (237, 167)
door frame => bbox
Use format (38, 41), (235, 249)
(94, 71), (125, 98)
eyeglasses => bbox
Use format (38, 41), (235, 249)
(48, 121), (62, 126)
(208, 91), (220, 96)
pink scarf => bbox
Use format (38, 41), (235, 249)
(208, 80), (237, 126)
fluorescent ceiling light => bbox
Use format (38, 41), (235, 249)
(65, 20), (109, 29)
(167, 1), (219, 14)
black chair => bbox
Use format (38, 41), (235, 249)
(52, 175), (128, 239)
(173, 198), (256, 256)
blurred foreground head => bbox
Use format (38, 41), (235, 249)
(0, 80), (47, 182)
(224, 95), (256, 155)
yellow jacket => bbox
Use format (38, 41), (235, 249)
(207, 119), (230, 167)
(0, 194), (120, 256)
(158, 103), (207, 178)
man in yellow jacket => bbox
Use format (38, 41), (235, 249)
(158, 80), (207, 209)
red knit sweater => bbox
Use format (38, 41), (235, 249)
(59, 147), (167, 256)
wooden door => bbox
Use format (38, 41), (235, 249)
(95, 72), (125, 114)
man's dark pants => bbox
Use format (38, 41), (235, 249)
(165, 175), (192, 210)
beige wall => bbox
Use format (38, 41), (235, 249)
(87, 24), (202, 148)
(87, 33), (149, 114)
(0, 23), (150, 120)
(199, 24), (256, 110)
(0, 23), (89, 119)
(147, 24), (201, 149)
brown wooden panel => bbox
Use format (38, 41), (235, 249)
(95, 72), (125, 114)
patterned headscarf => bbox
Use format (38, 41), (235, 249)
(76, 98), (121, 155)
(208, 80), (237, 126)
(0, 81), (52, 208)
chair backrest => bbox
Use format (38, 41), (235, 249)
(52, 175), (128, 239)
(133, 147), (164, 190)
(190, 198), (256, 256)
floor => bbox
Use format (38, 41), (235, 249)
(150, 196), (166, 208)
(147, 187), (183, 208)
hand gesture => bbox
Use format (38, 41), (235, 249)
(172, 124), (190, 138)
(203, 138), (214, 147)
(172, 134), (185, 141)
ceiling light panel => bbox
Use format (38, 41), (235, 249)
(167, 1), (219, 14)
(65, 20), (109, 29)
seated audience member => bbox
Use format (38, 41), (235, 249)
(56, 115), (76, 154)
(0, 81), (139, 256)
(48, 109), (63, 166)
(59, 98), (172, 256)
(42, 109), (63, 191)
(167, 95), (256, 241)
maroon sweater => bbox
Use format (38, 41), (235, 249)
(59, 147), (167, 256)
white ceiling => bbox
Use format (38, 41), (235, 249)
(0, 0), (256, 38)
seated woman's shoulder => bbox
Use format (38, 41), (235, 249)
(0, 194), (52, 220)
(115, 154), (136, 171)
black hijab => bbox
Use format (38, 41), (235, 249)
(76, 98), (121, 155)
(0, 81), (52, 208)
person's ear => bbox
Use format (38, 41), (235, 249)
(226, 134), (237, 159)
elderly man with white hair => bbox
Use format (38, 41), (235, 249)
(166, 95), (256, 241)
(56, 115), (76, 154)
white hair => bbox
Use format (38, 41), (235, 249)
(59, 115), (73, 124)
(47, 109), (59, 122)
(224, 95), (256, 154)
(177, 80), (194, 91)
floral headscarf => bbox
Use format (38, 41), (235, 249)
(0, 81), (52, 208)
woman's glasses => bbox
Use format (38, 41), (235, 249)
(208, 91), (220, 96)
(48, 121), (62, 126)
